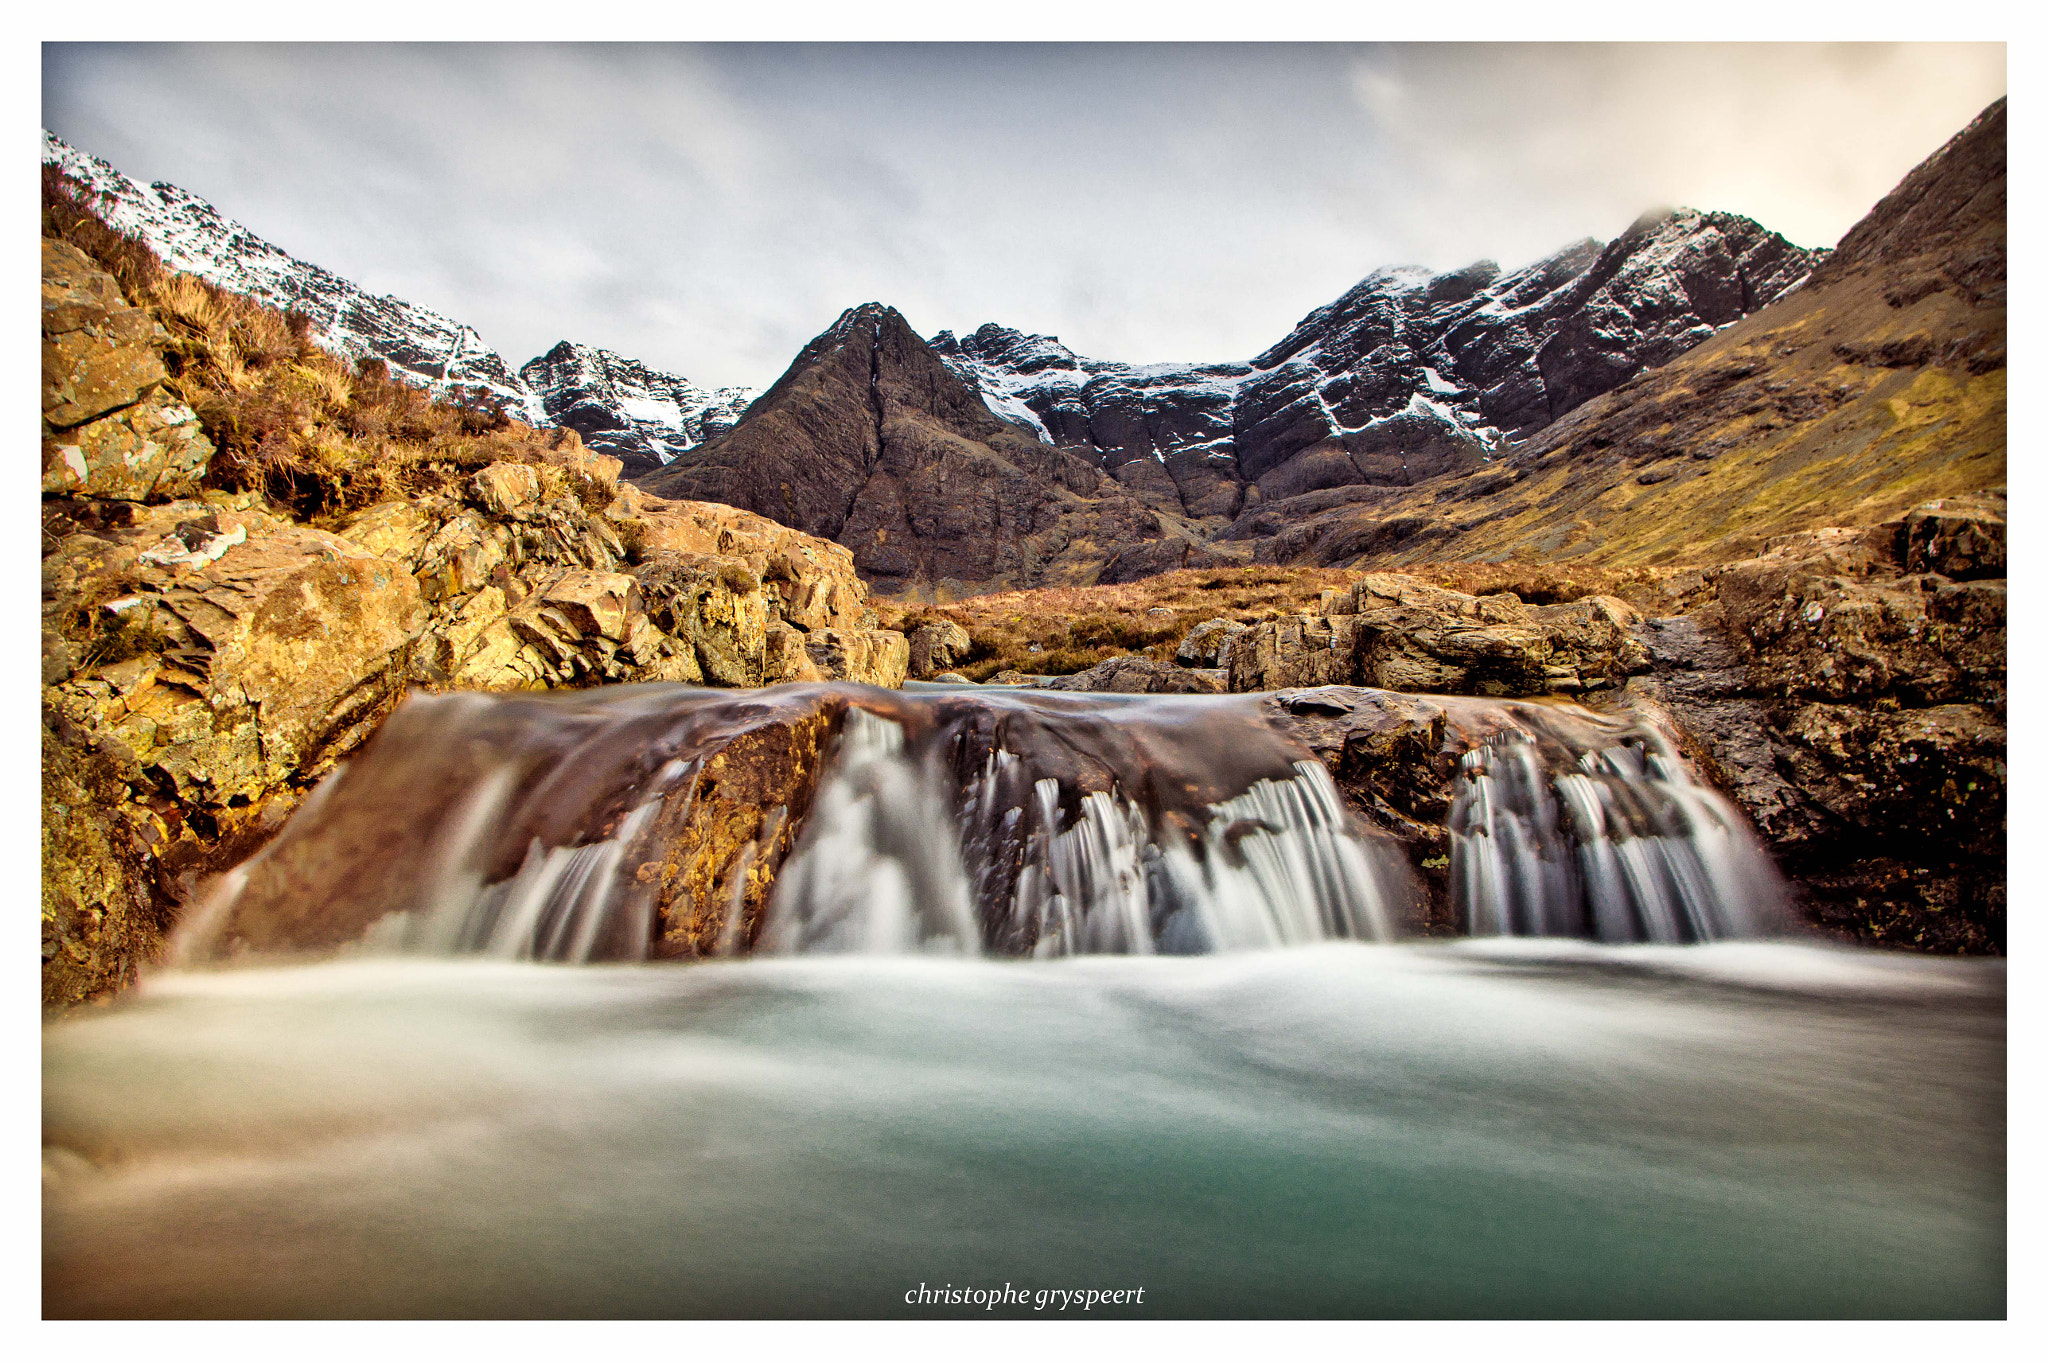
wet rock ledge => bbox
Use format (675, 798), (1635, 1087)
(40, 239), (907, 1005)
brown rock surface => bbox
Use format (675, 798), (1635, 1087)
(1227, 573), (1647, 696)
(1629, 500), (2005, 952)
(1038, 655), (1224, 695)
(41, 240), (215, 501)
(638, 303), (1178, 594)
(41, 239), (167, 430)
(907, 620), (972, 678)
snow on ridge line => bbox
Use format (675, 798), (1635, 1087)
(42, 131), (761, 461)
(42, 130), (552, 427)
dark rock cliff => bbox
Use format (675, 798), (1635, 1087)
(639, 304), (1173, 595)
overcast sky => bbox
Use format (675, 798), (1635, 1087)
(42, 42), (2006, 392)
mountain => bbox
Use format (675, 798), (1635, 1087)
(42, 130), (548, 424)
(1236, 97), (2005, 571)
(931, 207), (1818, 532)
(638, 303), (1175, 595)
(519, 341), (755, 479)
(41, 131), (750, 468)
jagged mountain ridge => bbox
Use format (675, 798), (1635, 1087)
(518, 341), (755, 478)
(932, 207), (1820, 529)
(1232, 98), (2006, 573)
(41, 131), (754, 462)
(42, 130), (549, 424)
(638, 303), (1176, 594)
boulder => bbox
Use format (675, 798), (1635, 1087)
(41, 240), (166, 430)
(1040, 655), (1224, 695)
(468, 461), (544, 517)
(907, 620), (972, 678)
(42, 392), (214, 501)
(804, 628), (910, 689)
(1175, 617), (1248, 667)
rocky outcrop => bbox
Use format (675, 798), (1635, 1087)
(1631, 496), (2006, 953)
(1227, 573), (1648, 697)
(41, 469), (910, 1003)
(42, 240), (215, 501)
(44, 132), (548, 421)
(40, 257), (911, 1003)
(639, 303), (1175, 594)
(1175, 618), (1248, 668)
(519, 340), (755, 478)
(907, 620), (972, 679)
(1038, 655), (1224, 695)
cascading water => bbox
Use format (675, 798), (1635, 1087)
(45, 680), (2004, 1319)
(759, 708), (982, 955)
(173, 683), (1421, 966)
(762, 704), (1403, 959)
(1448, 724), (1786, 943)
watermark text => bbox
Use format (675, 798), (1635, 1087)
(903, 1281), (1146, 1311)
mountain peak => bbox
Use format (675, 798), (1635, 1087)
(518, 340), (753, 478)
(42, 129), (549, 425)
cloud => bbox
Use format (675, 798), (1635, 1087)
(1341, 43), (2006, 267)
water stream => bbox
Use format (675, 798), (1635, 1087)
(43, 682), (2004, 1318)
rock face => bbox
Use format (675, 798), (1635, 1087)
(1227, 573), (1648, 696)
(1038, 655), (1224, 695)
(638, 303), (1175, 595)
(1096, 537), (1250, 584)
(519, 341), (755, 479)
(1632, 495), (2006, 953)
(931, 208), (1815, 544)
(43, 131), (548, 422)
(41, 240), (215, 501)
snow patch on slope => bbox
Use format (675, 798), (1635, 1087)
(43, 129), (550, 425)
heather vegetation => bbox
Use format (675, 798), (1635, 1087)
(43, 166), (569, 524)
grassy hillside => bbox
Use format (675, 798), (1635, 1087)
(43, 166), (575, 525)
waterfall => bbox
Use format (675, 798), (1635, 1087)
(1448, 727), (1786, 943)
(760, 709), (983, 955)
(168, 682), (1787, 967)
(759, 708), (1402, 956)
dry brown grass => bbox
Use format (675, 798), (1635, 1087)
(44, 166), (565, 523)
(875, 558), (1701, 680)
(877, 565), (1369, 680)
(1391, 560), (1690, 613)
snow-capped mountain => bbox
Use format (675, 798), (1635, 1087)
(933, 208), (1821, 510)
(519, 342), (754, 478)
(43, 131), (755, 465)
(42, 130), (549, 425)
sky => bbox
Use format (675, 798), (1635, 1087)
(42, 42), (2007, 393)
